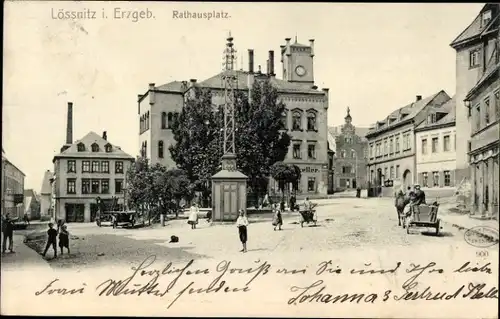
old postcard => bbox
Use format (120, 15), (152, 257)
(2, 1), (499, 317)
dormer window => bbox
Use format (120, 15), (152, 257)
(482, 10), (492, 28)
(77, 143), (85, 152)
(91, 143), (100, 152)
(400, 113), (408, 121)
(105, 143), (113, 153)
(427, 113), (436, 124)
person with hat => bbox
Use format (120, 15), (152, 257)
(42, 222), (58, 258)
(413, 184), (426, 206)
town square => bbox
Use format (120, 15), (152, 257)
(2, 2), (499, 317)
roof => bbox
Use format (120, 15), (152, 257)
(328, 126), (370, 140)
(450, 4), (499, 48)
(53, 131), (134, 160)
(415, 96), (456, 131)
(195, 70), (325, 94)
(465, 61), (500, 101)
(156, 81), (188, 93)
(2, 156), (26, 177)
(40, 170), (54, 194)
(211, 169), (248, 179)
(366, 90), (449, 136)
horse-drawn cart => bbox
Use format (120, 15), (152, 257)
(404, 203), (441, 235)
(299, 203), (318, 227)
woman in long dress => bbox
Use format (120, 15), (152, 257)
(272, 204), (283, 231)
(188, 203), (199, 229)
(236, 210), (249, 252)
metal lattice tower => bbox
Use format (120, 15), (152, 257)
(222, 32), (237, 155)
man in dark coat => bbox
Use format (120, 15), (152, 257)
(414, 185), (426, 205)
(2, 214), (15, 253)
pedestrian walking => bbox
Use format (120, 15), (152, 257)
(2, 213), (15, 254)
(272, 204), (283, 231)
(58, 224), (70, 255)
(42, 222), (58, 258)
(112, 214), (117, 229)
(289, 195), (296, 212)
(236, 209), (249, 253)
(187, 203), (199, 229)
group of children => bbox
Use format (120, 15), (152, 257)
(42, 220), (70, 259)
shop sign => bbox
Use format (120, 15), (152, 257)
(301, 167), (320, 173)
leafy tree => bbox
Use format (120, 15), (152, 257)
(165, 168), (192, 218)
(126, 156), (150, 211)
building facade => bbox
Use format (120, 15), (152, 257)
(464, 43), (499, 219)
(328, 108), (369, 191)
(138, 36), (330, 197)
(415, 97), (457, 192)
(24, 189), (41, 220)
(450, 3), (499, 184)
(1, 149), (25, 218)
(52, 102), (134, 223)
(365, 91), (451, 196)
(39, 170), (54, 218)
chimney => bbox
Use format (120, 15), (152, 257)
(309, 39), (315, 57)
(66, 102), (73, 144)
(280, 45), (285, 62)
(137, 94), (143, 102)
(248, 49), (254, 73)
(416, 95), (422, 101)
(102, 131), (107, 140)
(266, 59), (270, 75)
(285, 38), (291, 55)
(189, 79), (197, 88)
(268, 50), (275, 76)
(258, 65), (262, 74)
(149, 83), (155, 105)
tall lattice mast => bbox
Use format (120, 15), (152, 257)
(222, 32), (238, 155)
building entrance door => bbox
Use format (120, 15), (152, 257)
(65, 204), (85, 223)
(90, 203), (99, 222)
(352, 179), (357, 189)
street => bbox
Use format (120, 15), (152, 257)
(2, 198), (498, 317)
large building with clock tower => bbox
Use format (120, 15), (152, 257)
(137, 36), (330, 198)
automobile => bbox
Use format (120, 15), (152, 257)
(96, 211), (146, 228)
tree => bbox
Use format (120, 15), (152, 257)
(165, 169), (192, 218)
(169, 88), (222, 204)
(126, 156), (150, 211)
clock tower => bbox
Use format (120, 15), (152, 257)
(280, 37), (315, 84)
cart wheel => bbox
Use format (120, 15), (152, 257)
(435, 220), (440, 236)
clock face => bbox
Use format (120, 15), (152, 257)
(295, 65), (306, 77)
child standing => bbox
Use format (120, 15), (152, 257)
(236, 210), (249, 253)
(58, 224), (70, 255)
(272, 204), (283, 231)
(42, 223), (58, 258)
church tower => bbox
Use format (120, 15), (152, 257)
(280, 36), (315, 84)
(341, 107), (356, 135)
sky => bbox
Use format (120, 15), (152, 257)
(3, 2), (484, 191)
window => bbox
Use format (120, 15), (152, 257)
(421, 139), (427, 155)
(340, 150), (346, 158)
(66, 179), (76, 194)
(281, 110), (288, 129)
(308, 144), (316, 159)
(158, 141), (164, 158)
(444, 171), (451, 187)
(115, 161), (124, 174)
(422, 172), (428, 187)
(342, 166), (351, 174)
(351, 150), (356, 158)
(92, 161), (100, 173)
(292, 111), (302, 130)
(469, 49), (480, 68)
(384, 168), (388, 180)
(115, 179), (124, 193)
(293, 143), (301, 159)
(396, 165), (400, 178)
(431, 137), (438, 153)
(389, 139), (394, 153)
(482, 10), (492, 27)
(484, 98), (490, 125)
(390, 166), (394, 179)
(168, 112), (174, 128)
(101, 161), (109, 173)
(161, 112), (167, 129)
(105, 144), (112, 153)
(345, 137), (352, 144)
(495, 90), (499, 118)
(428, 113), (436, 124)
(82, 179), (90, 194)
(77, 143), (85, 152)
(82, 161), (90, 173)
(307, 177), (316, 192)
(91, 180), (100, 194)
(370, 144), (374, 158)
(475, 104), (481, 130)
(384, 140), (388, 155)
(101, 179), (110, 194)
(307, 112), (317, 131)
(395, 137), (400, 152)
(91, 143), (99, 152)
(432, 171), (439, 187)
(443, 135), (450, 152)
(67, 160), (76, 173)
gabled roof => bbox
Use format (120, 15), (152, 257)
(415, 96), (456, 131)
(328, 126), (370, 139)
(40, 170), (54, 194)
(450, 3), (499, 49)
(366, 90), (449, 137)
(465, 59), (500, 101)
(53, 131), (134, 160)
(198, 70), (324, 94)
(156, 81), (188, 93)
(291, 42), (310, 48)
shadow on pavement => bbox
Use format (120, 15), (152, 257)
(421, 231), (455, 238)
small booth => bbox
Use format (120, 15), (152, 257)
(211, 154), (247, 222)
